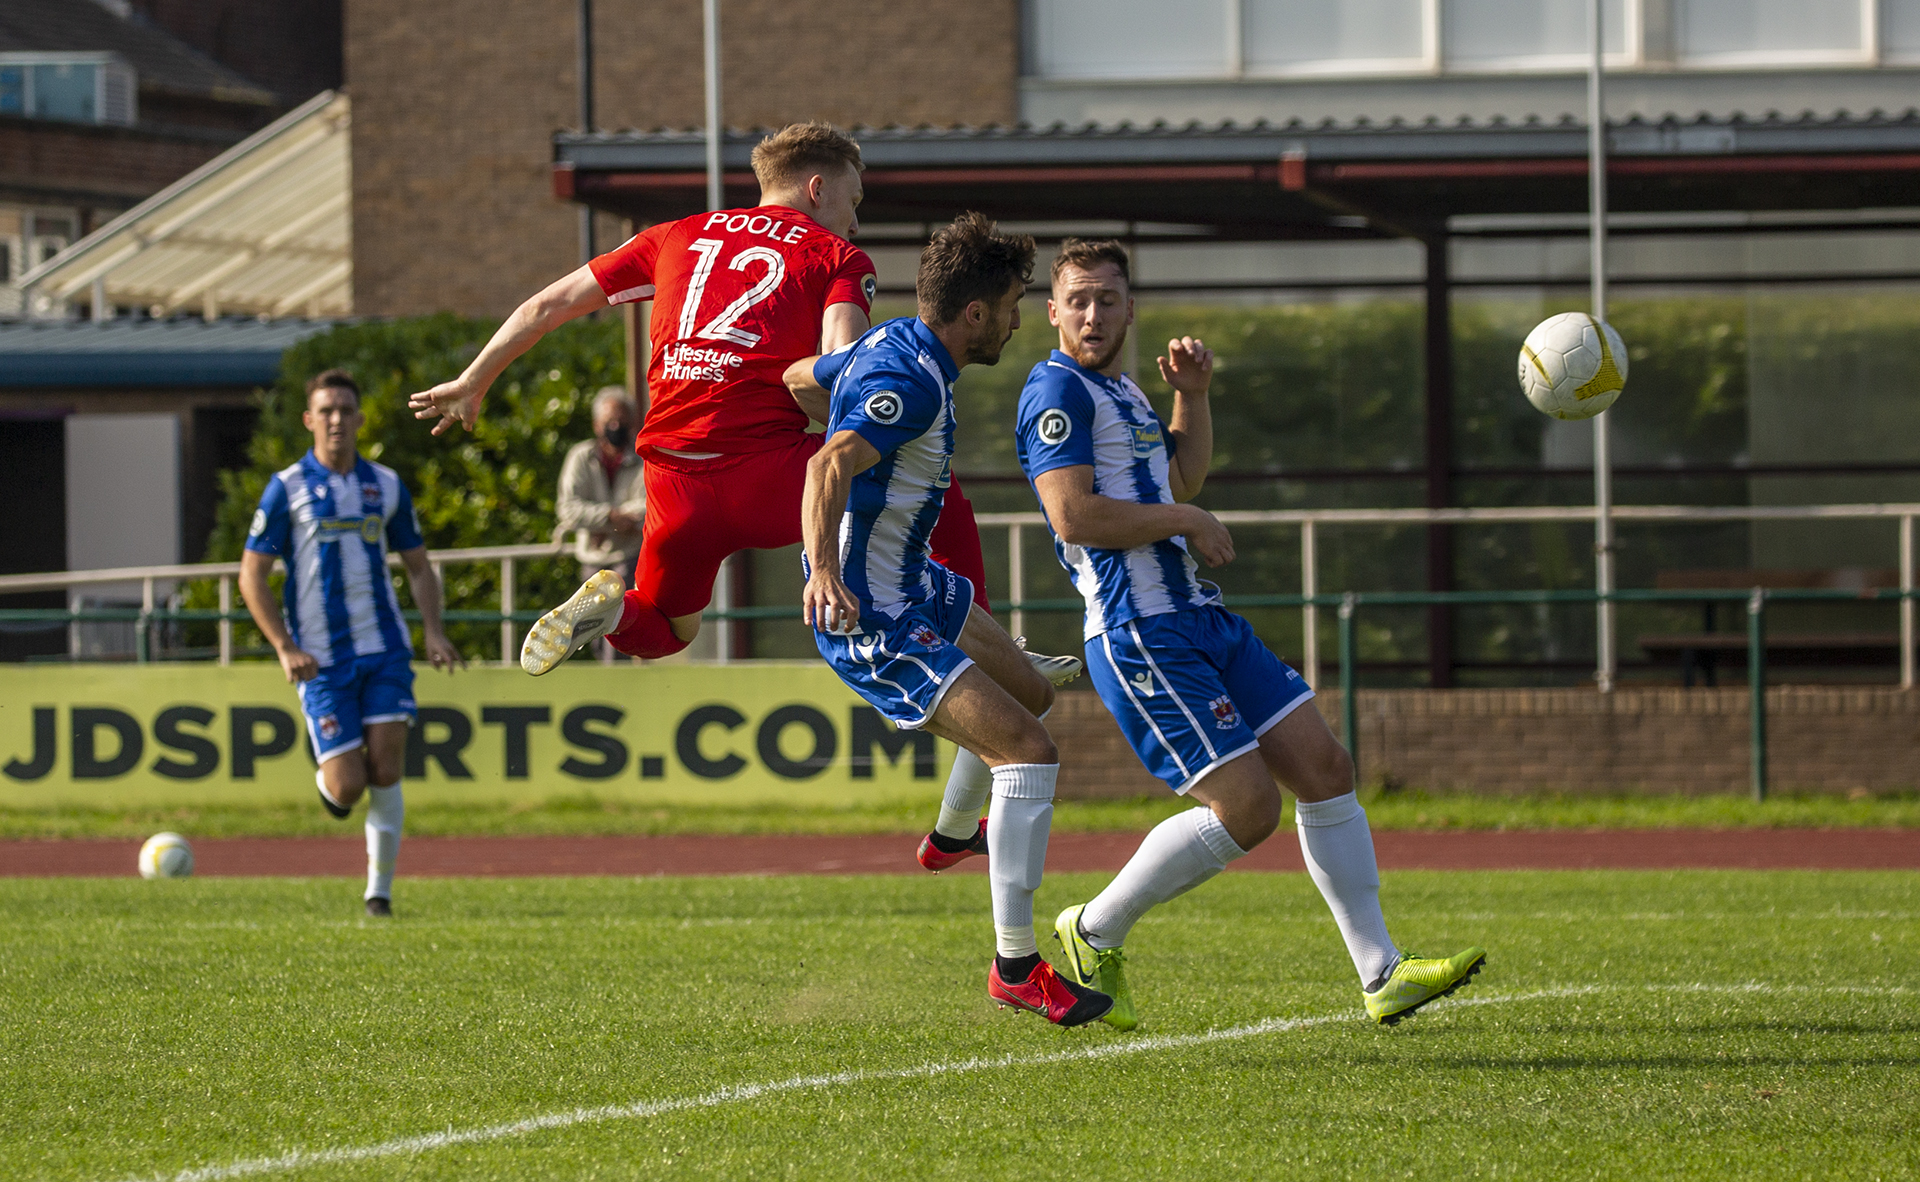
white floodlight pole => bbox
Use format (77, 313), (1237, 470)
(703, 0), (723, 214)
(1589, 0), (1616, 693)
(703, 0), (731, 660)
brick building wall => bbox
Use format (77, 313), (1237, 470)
(1047, 687), (1920, 799)
(0, 118), (231, 209)
(346, 0), (1019, 318)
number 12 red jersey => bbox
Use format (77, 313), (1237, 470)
(589, 206), (876, 456)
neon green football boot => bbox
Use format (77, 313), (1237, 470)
(1053, 904), (1138, 1031)
(1363, 947), (1487, 1025)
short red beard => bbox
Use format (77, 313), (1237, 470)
(1067, 329), (1126, 373)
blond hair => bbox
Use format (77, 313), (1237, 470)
(750, 122), (864, 191)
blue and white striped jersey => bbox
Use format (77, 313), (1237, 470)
(811, 317), (959, 621)
(1016, 350), (1220, 639)
(244, 451), (424, 668)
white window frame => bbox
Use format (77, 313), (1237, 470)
(1673, 0), (1878, 69)
(0, 52), (138, 126)
(1024, 0), (1907, 80)
(1440, 0), (1644, 73)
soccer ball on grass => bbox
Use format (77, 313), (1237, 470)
(138, 832), (194, 879)
(1517, 312), (1627, 420)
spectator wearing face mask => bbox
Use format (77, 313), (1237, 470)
(557, 387), (647, 584)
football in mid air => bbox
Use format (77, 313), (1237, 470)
(138, 832), (195, 879)
(1517, 312), (1628, 420)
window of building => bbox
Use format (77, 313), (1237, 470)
(1444, 0), (1632, 70)
(0, 55), (136, 126)
(1028, 0), (1233, 79)
(1676, 0), (1869, 65)
(1243, 0), (1432, 76)
(1025, 0), (1902, 79)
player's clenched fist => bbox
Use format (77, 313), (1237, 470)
(1157, 336), (1214, 397)
(803, 568), (861, 635)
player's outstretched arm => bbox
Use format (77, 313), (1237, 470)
(1032, 465), (1235, 567)
(1158, 336), (1216, 501)
(800, 429), (881, 632)
(397, 546), (466, 673)
(407, 266), (609, 437)
(237, 550), (318, 683)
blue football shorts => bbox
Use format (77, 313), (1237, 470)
(816, 562), (975, 730)
(1085, 605), (1315, 794)
(296, 648), (417, 763)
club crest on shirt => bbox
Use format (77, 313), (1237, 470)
(1209, 695), (1240, 730)
(360, 483), (382, 507)
(318, 714), (341, 741)
(1037, 409), (1072, 445)
(865, 391), (903, 424)
(908, 622), (943, 649)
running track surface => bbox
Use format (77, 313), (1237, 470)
(4, 830), (1916, 877)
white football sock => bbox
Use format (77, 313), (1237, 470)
(1295, 792), (1399, 986)
(987, 762), (1057, 959)
(364, 782), (403, 901)
(1079, 806), (1245, 949)
(935, 747), (993, 840)
(934, 707), (1049, 842)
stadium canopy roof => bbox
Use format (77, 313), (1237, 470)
(0, 317), (334, 388)
(18, 89), (349, 320)
(553, 111), (1920, 242)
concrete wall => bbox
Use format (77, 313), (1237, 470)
(345, 0), (1019, 318)
(1047, 686), (1920, 799)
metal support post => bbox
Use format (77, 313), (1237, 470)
(1901, 514), (1915, 690)
(1748, 587), (1768, 802)
(1339, 592), (1358, 786)
(218, 575), (233, 666)
(703, 0), (723, 213)
(1300, 520), (1318, 688)
(576, 0), (596, 265)
(1007, 522), (1025, 641)
(499, 556), (516, 666)
(1589, 0), (1616, 693)
(138, 575), (154, 663)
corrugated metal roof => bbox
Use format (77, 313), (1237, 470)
(18, 89), (350, 320)
(555, 109), (1920, 169)
(0, 0), (272, 104)
(0, 316), (335, 387)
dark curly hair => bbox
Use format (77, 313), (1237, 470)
(915, 212), (1036, 327)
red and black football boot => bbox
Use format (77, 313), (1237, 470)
(916, 819), (987, 872)
(987, 958), (1114, 1028)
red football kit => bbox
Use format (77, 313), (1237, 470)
(586, 205), (988, 657)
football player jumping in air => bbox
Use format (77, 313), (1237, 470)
(1010, 239), (1486, 1030)
(792, 214), (1112, 1028)
(407, 122), (1077, 695)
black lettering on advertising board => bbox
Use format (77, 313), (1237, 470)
(406, 707), (473, 779)
(230, 706), (297, 778)
(756, 705), (836, 779)
(73, 707), (143, 778)
(2, 706), (55, 781)
(849, 706), (935, 779)
(151, 706), (219, 780)
(559, 705), (627, 779)
(676, 705), (747, 779)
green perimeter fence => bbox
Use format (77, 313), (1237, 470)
(3, 505), (1917, 802)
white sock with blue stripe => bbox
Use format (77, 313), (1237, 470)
(1079, 806), (1245, 949)
(987, 762), (1057, 958)
(1295, 792), (1399, 987)
(364, 782), (403, 901)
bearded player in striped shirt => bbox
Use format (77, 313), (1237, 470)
(239, 368), (465, 918)
(1009, 239), (1486, 1029)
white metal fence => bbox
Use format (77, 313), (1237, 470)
(0, 504), (1913, 688)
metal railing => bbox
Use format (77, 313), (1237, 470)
(3, 504), (1916, 798)
(979, 502), (1920, 693)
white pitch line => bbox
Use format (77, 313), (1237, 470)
(118, 983), (1877, 1182)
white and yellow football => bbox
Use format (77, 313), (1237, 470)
(138, 832), (194, 879)
(1517, 312), (1628, 420)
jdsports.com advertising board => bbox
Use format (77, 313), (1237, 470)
(0, 663), (954, 807)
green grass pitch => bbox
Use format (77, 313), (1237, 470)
(6, 870), (1915, 1180)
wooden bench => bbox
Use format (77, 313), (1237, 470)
(1638, 568), (1899, 686)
